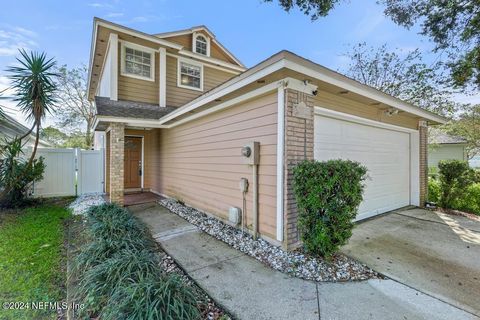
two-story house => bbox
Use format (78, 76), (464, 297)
(89, 18), (446, 249)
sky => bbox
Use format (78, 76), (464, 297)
(0, 0), (478, 126)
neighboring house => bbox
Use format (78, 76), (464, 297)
(0, 113), (51, 148)
(89, 18), (446, 250)
(428, 128), (467, 168)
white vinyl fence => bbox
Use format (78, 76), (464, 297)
(78, 150), (104, 195)
(28, 148), (104, 197)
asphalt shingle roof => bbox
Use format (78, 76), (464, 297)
(95, 96), (175, 120)
(429, 128), (467, 144)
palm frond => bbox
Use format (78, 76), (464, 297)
(6, 49), (58, 123)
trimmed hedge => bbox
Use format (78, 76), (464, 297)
(292, 159), (367, 257)
(74, 203), (200, 320)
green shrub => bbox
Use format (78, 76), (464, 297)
(292, 159), (367, 257)
(428, 178), (440, 203)
(74, 203), (200, 319)
(438, 160), (472, 208)
(77, 249), (161, 315)
(453, 183), (480, 215)
(101, 274), (200, 320)
(472, 169), (480, 184)
(0, 137), (45, 208)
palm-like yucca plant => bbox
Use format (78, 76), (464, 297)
(7, 49), (57, 160)
(0, 50), (56, 205)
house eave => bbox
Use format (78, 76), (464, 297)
(158, 51), (447, 126)
(93, 115), (169, 131)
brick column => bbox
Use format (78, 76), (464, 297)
(419, 120), (428, 206)
(108, 123), (125, 205)
(283, 89), (314, 250)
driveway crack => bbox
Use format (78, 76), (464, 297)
(316, 282), (321, 320)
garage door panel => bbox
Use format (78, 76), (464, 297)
(314, 114), (411, 220)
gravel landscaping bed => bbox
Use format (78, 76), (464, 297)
(160, 198), (382, 282)
(68, 193), (105, 215)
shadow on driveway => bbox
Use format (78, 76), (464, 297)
(341, 208), (480, 317)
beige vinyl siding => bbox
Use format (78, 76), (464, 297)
(313, 90), (419, 130)
(163, 33), (238, 65)
(158, 93), (278, 239)
(166, 55), (235, 107)
(117, 44), (159, 104)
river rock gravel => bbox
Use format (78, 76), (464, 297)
(68, 193), (105, 215)
(160, 198), (382, 282)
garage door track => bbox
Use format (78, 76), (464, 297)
(341, 208), (480, 316)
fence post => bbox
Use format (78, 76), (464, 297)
(75, 148), (80, 196)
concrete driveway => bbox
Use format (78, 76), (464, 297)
(341, 208), (480, 317)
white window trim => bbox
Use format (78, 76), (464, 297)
(120, 41), (156, 82)
(192, 32), (210, 57)
(177, 57), (204, 92)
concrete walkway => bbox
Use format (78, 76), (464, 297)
(132, 204), (479, 320)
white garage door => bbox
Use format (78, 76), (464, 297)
(314, 112), (411, 220)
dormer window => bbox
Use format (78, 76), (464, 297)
(193, 33), (210, 56)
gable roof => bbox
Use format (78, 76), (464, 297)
(0, 113), (51, 147)
(153, 25), (245, 68)
(429, 128), (467, 144)
(158, 50), (448, 126)
(87, 18), (246, 100)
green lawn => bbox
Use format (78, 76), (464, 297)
(0, 204), (71, 320)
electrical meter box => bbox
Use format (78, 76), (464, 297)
(241, 141), (260, 165)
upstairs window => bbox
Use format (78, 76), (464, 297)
(193, 33), (210, 56)
(121, 42), (155, 81)
(178, 58), (203, 91)
(195, 35), (207, 55)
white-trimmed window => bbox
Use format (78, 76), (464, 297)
(177, 58), (203, 91)
(193, 33), (210, 56)
(120, 42), (155, 81)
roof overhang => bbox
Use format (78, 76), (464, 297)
(153, 25), (245, 68)
(158, 51), (447, 126)
(93, 115), (168, 131)
(87, 18), (246, 100)
(87, 17), (184, 100)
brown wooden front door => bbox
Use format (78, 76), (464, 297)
(124, 136), (142, 189)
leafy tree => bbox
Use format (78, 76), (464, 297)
(63, 130), (89, 149)
(341, 43), (460, 116)
(55, 64), (95, 148)
(41, 126), (89, 149)
(446, 104), (480, 159)
(263, 0), (342, 19)
(379, 0), (479, 90)
(265, 0), (479, 90)
(40, 126), (68, 147)
(0, 50), (57, 203)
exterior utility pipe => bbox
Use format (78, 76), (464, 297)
(253, 162), (259, 240)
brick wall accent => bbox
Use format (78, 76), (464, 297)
(108, 122), (125, 205)
(283, 89), (315, 250)
(419, 120), (428, 206)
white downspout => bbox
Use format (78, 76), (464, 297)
(276, 84), (285, 242)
